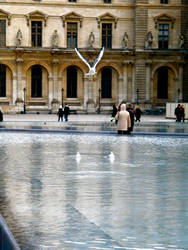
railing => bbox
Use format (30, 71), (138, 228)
(0, 214), (20, 250)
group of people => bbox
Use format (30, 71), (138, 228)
(111, 102), (142, 134)
(57, 104), (70, 122)
(174, 104), (185, 122)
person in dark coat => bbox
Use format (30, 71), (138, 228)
(174, 104), (181, 122)
(135, 106), (142, 122)
(127, 103), (135, 132)
(57, 105), (64, 122)
(64, 104), (70, 122)
(111, 104), (117, 122)
(0, 109), (3, 122)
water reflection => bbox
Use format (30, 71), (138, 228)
(0, 133), (188, 249)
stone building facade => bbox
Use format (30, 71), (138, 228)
(0, 0), (187, 113)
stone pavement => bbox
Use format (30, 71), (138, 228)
(2, 113), (174, 123)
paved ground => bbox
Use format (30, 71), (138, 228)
(2, 113), (175, 123)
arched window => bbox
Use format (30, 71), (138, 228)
(157, 66), (168, 99)
(31, 65), (42, 97)
(0, 64), (6, 97)
(67, 67), (77, 98)
(101, 67), (112, 98)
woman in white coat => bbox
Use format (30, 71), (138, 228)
(115, 103), (131, 134)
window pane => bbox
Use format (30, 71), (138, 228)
(67, 67), (77, 98)
(101, 68), (112, 98)
(32, 21), (42, 47)
(31, 65), (42, 97)
(102, 23), (112, 49)
(157, 67), (168, 99)
(0, 20), (6, 47)
(0, 64), (6, 97)
(67, 23), (77, 48)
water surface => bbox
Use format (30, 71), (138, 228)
(0, 132), (188, 249)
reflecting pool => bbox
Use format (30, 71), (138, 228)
(0, 132), (188, 249)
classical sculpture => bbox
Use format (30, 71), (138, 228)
(51, 30), (58, 48)
(88, 31), (95, 48)
(122, 32), (128, 49)
(75, 47), (104, 76)
(179, 34), (185, 49)
(145, 31), (153, 49)
(16, 29), (22, 47)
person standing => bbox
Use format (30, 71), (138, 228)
(111, 104), (117, 122)
(0, 109), (3, 122)
(127, 103), (135, 132)
(135, 106), (142, 122)
(57, 105), (64, 122)
(115, 103), (131, 134)
(180, 104), (185, 122)
(174, 104), (181, 122)
(64, 104), (70, 122)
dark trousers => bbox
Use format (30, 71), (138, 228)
(118, 130), (130, 135)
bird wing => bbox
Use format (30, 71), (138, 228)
(75, 48), (91, 69)
(93, 47), (104, 68)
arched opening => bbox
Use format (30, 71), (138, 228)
(67, 66), (77, 98)
(0, 64), (6, 97)
(157, 66), (168, 99)
(101, 67), (112, 98)
(31, 65), (42, 97)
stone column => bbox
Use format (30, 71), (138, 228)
(145, 60), (152, 102)
(51, 58), (59, 108)
(131, 63), (136, 103)
(84, 75), (96, 113)
(119, 61), (129, 103)
(12, 75), (17, 105)
(16, 57), (24, 104)
(48, 76), (53, 110)
(178, 63), (184, 101)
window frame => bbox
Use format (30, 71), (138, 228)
(158, 23), (169, 49)
(102, 23), (112, 49)
(67, 22), (78, 48)
(0, 19), (6, 47)
(31, 21), (42, 47)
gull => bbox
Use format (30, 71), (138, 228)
(75, 47), (104, 76)
(76, 152), (81, 163)
(109, 152), (115, 163)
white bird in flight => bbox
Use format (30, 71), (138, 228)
(75, 47), (104, 76)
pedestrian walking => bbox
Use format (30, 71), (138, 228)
(57, 105), (64, 122)
(64, 104), (70, 122)
(0, 109), (3, 122)
(135, 105), (142, 122)
(115, 103), (131, 134)
(174, 104), (181, 122)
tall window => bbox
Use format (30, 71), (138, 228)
(0, 20), (6, 47)
(67, 67), (77, 98)
(0, 64), (6, 97)
(101, 68), (112, 98)
(31, 21), (42, 47)
(102, 23), (112, 49)
(68, 0), (77, 2)
(158, 24), (169, 49)
(104, 0), (111, 3)
(67, 23), (77, 48)
(160, 0), (168, 3)
(31, 65), (42, 97)
(157, 67), (168, 99)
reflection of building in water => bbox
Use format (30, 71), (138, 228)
(0, 1), (188, 113)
